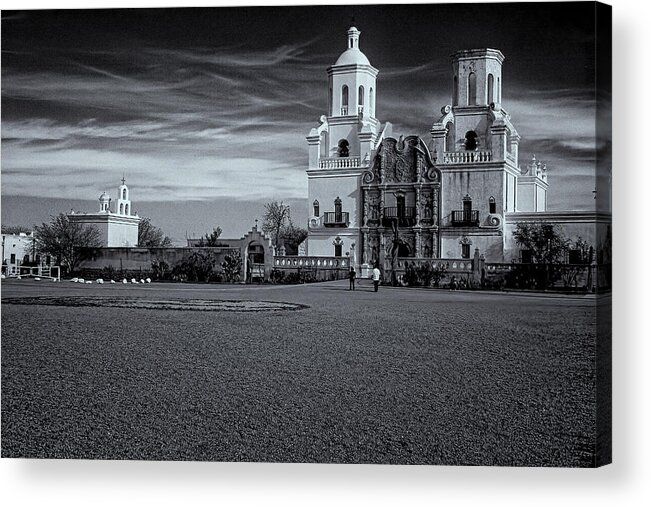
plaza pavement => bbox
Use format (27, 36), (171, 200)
(1, 278), (601, 466)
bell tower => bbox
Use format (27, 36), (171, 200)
(430, 48), (522, 261)
(305, 26), (385, 262)
(452, 48), (504, 107)
(116, 177), (132, 216)
(308, 26), (379, 163)
(328, 27), (378, 120)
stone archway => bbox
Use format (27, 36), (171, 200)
(246, 242), (265, 282)
(239, 226), (274, 283)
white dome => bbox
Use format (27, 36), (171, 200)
(335, 48), (370, 66)
(334, 26), (371, 66)
(99, 192), (110, 201)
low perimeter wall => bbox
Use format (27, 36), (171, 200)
(77, 247), (240, 279)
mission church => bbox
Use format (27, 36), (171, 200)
(304, 26), (605, 272)
(54, 24), (607, 283)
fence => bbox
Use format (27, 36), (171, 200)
(484, 262), (611, 292)
(11, 265), (61, 281)
(383, 257), (479, 287)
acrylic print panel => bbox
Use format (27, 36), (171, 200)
(0, 2), (611, 467)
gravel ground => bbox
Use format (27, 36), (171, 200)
(1, 279), (599, 466)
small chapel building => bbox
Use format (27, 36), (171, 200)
(68, 179), (141, 247)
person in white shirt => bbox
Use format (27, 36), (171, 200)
(372, 265), (381, 292)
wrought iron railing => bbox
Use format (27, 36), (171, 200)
(323, 212), (350, 227)
(382, 207), (417, 227)
(451, 210), (480, 226)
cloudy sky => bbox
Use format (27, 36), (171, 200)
(1, 3), (609, 241)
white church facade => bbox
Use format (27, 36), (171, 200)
(304, 26), (607, 269)
(68, 179), (141, 247)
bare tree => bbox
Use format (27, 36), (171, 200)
(33, 213), (102, 274)
(262, 201), (291, 248)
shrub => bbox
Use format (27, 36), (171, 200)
(172, 251), (218, 282)
(221, 252), (242, 283)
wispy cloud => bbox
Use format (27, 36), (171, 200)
(2, 28), (598, 214)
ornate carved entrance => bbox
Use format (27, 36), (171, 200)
(360, 136), (441, 271)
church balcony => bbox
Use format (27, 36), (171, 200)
(451, 210), (480, 226)
(318, 156), (361, 169)
(382, 207), (417, 227)
(442, 151), (492, 164)
(323, 212), (350, 227)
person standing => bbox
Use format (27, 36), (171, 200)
(372, 265), (381, 292)
(348, 267), (356, 290)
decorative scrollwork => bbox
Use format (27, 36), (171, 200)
(488, 215), (501, 227)
(426, 166), (439, 182)
(362, 170), (375, 184)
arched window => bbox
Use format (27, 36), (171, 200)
(328, 87), (333, 114)
(313, 200), (320, 217)
(445, 122), (454, 152)
(464, 131), (478, 151)
(320, 131), (327, 156)
(497, 77), (501, 102)
(338, 139), (349, 158)
(341, 85), (349, 115)
(119, 203), (124, 214)
(453, 75), (458, 106)
(358, 85), (364, 109)
(122, 188), (127, 199)
(468, 72), (476, 105)
(460, 236), (473, 259)
(125, 204), (129, 215)
(369, 87), (374, 116)
(489, 196), (496, 214)
(487, 73), (494, 104)
(333, 235), (343, 257)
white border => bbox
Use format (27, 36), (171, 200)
(2, 0), (648, 505)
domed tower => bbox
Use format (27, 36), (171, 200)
(116, 177), (132, 216)
(305, 26), (384, 263)
(98, 192), (111, 213)
(323, 26), (380, 160)
(329, 27), (378, 120)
